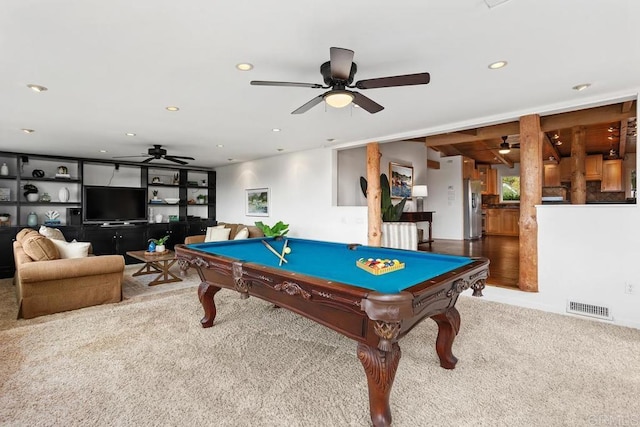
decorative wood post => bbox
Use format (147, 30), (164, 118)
(367, 143), (382, 247)
(518, 114), (542, 292)
(570, 126), (587, 204)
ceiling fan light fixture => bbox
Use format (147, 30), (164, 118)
(324, 90), (354, 109)
(498, 136), (510, 154)
(488, 60), (508, 70)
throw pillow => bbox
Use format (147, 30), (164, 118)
(205, 227), (231, 242)
(16, 228), (38, 243)
(21, 234), (59, 261)
(51, 239), (92, 259)
(39, 225), (66, 241)
(233, 227), (249, 240)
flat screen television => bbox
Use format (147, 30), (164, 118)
(83, 186), (147, 224)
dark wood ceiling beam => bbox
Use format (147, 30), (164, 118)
(619, 120), (628, 157)
(489, 149), (514, 167)
(540, 102), (637, 132)
(544, 133), (562, 161)
(425, 122), (519, 146)
(423, 102), (636, 147)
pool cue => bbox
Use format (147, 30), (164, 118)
(279, 239), (289, 266)
(261, 239), (288, 264)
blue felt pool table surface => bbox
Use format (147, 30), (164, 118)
(187, 238), (473, 294)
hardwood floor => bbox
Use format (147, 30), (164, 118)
(418, 235), (519, 289)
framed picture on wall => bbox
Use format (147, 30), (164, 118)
(389, 162), (413, 198)
(246, 188), (270, 216)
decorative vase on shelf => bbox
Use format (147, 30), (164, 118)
(58, 187), (70, 202)
(27, 212), (38, 227)
(0, 163), (8, 176)
(39, 192), (51, 203)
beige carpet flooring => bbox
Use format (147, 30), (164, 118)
(1, 266), (640, 426)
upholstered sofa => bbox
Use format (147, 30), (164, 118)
(184, 222), (265, 244)
(13, 228), (125, 319)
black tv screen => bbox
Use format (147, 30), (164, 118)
(84, 186), (147, 223)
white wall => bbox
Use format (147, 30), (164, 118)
(336, 140), (428, 210)
(216, 148), (367, 244)
(482, 204), (640, 329)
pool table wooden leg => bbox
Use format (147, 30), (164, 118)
(357, 342), (401, 427)
(431, 307), (461, 369)
(198, 282), (221, 328)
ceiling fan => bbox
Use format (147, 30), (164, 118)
(113, 145), (195, 165)
(250, 47), (431, 114)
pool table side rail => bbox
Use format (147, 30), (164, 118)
(176, 244), (489, 348)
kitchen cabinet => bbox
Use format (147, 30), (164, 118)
(485, 208), (519, 236)
(543, 164), (560, 187)
(585, 154), (603, 181)
(601, 159), (623, 192)
(477, 164), (498, 195)
(559, 157), (571, 182)
(463, 157), (477, 180)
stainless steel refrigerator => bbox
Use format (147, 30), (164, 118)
(463, 179), (482, 240)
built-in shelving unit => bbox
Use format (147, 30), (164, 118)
(0, 151), (216, 278)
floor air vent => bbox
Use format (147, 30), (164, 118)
(566, 300), (612, 320)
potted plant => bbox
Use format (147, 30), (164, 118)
(0, 212), (10, 225)
(148, 235), (170, 253)
(255, 221), (289, 238)
(23, 183), (39, 202)
(152, 190), (159, 201)
(359, 173), (407, 221)
(197, 194), (207, 204)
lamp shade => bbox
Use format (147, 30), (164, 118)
(412, 185), (428, 198)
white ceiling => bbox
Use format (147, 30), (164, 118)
(1, 0), (639, 168)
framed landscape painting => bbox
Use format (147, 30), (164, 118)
(389, 162), (413, 198)
(246, 188), (269, 216)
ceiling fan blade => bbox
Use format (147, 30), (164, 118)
(141, 157), (155, 163)
(352, 92), (384, 114)
(330, 47), (354, 80)
(165, 155), (195, 160)
(164, 156), (189, 165)
(291, 94), (325, 114)
(355, 72), (431, 90)
(251, 80), (323, 89)
(112, 155), (147, 158)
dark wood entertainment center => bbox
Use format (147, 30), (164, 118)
(0, 151), (216, 278)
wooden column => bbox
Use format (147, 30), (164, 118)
(366, 143), (382, 247)
(570, 126), (587, 204)
(518, 114), (542, 292)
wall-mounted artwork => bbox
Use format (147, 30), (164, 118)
(246, 188), (269, 216)
(389, 162), (413, 198)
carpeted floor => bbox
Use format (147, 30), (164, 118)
(1, 268), (639, 426)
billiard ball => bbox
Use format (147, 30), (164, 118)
(284, 247), (291, 254)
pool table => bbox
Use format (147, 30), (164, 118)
(175, 237), (489, 427)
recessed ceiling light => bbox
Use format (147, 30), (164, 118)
(277, 148), (285, 152)
(216, 144), (224, 148)
(166, 106), (180, 111)
(27, 84), (47, 92)
(488, 61), (508, 70)
(572, 83), (591, 91)
(236, 63), (253, 71)
(272, 128), (281, 132)
(125, 132), (136, 137)
(21, 128), (34, 134)
(99, 150), (108, 153)
(326, 138), (335, 142)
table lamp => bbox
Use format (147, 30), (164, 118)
(413, 185), (428, 212)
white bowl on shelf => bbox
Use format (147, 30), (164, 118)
(26, 193), (39, 202)
(163, 198), (180, 204)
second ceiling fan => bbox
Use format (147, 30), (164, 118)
(250, 47), (431, 114)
